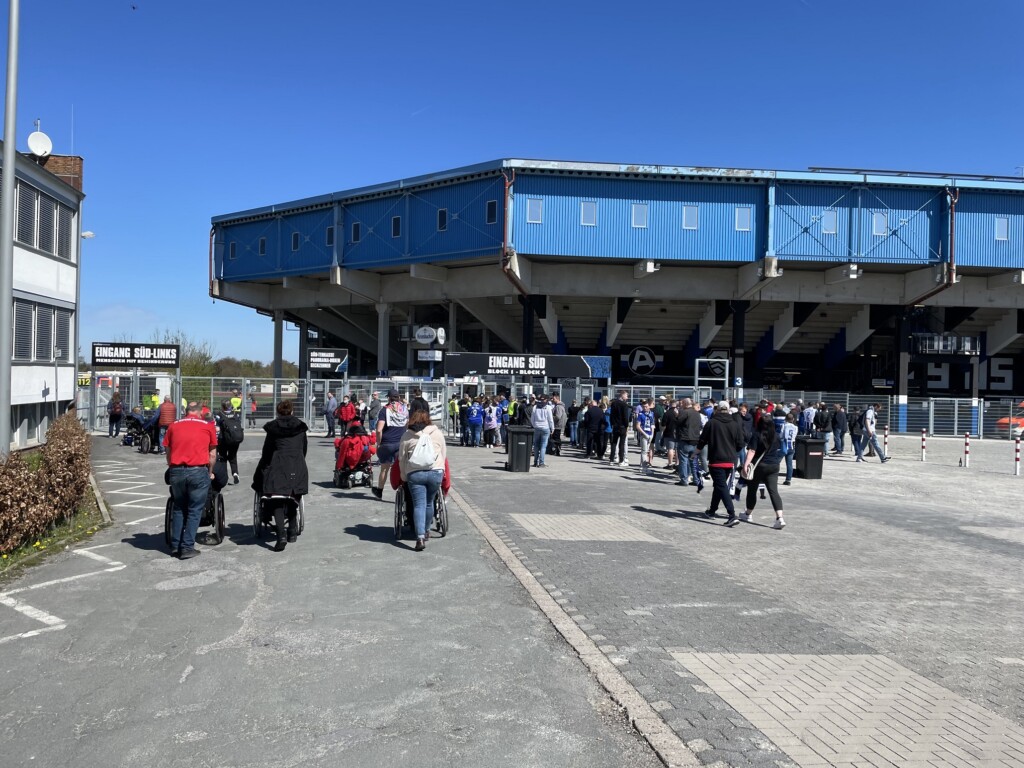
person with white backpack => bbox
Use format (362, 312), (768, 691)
(398, 398), (447, 551)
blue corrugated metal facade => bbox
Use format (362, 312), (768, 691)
(511, 174), (765, 262)
(341, 175), (505, 269)
(212, 160), (1024, 279)
(954, 190), (1024, 268)
(774, 183), (944, 264)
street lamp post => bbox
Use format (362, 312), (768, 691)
(0, 0), (20, 458)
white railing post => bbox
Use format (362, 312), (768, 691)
(921, 429), (927, 462)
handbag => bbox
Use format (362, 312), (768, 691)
(742, 451), (764, 482)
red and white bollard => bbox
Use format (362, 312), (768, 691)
(883, 425), (889, 456)
(964, 433), (970, 468)
(1015, 437), (1021, 477)
(921, 429), (927, 462)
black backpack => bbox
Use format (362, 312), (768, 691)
(220, 413), (244, 445)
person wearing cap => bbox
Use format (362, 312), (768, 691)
(696, 401), (746, 526)
(530, 394), (554, 467)
(367, 391), (382, 429)
(163, 401), (218, 559)
(372, 389), (408, 499)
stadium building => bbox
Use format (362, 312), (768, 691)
(210, 159), (1024, 398)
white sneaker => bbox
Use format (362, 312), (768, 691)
(738, 512), (751, 522)
(621, 459), (629, 467)
(773, 517), (786, 530)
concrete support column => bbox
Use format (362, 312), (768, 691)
(272, 310), (284, 379)
(895, 315), (910, 401)
(448, 301), (456, 353)
(482, 328), (490, 352)
(731, 300), (749, 384)
(406, 306), (415, 371)
(520, 295), (535, 353)
(297, 319), (309, 379)
(376, 303), (390, 374)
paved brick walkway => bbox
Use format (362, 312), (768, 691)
(454, 435), (1024, 767)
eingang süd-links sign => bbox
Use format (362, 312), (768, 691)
(91, 342), (180, 369)
(307, 348), (350, 373)
(444, 353), (592, 379)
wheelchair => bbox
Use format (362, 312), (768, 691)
(252, 492), (305, 540)
(163, 485), (226, 547)
(334, 460), (373, 489)
(393, 484), (449, 540)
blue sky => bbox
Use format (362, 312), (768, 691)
(5, 0), (1022, 363)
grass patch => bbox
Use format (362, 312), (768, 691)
(0, 487), (107, 581)
(22, 448), (42, 471)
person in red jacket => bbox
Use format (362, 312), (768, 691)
(157, 396), (178, 455)
(334, 422), (377, 474)
(335, 395), (357, 435)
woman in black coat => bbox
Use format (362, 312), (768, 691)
(253, 399), (309, 551)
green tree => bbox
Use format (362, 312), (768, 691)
(151, 328), (218, 376)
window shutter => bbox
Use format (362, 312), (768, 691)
(13, 301), (32, 360)
(57, 205), (72, 259)
(38, 196), (56, 253)
(55, 309), (72, 362)
(35, 305), (53, 361)
(17, 183), (37, 246)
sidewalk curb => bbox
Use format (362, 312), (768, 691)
(450, 487), (700, 768)
(88, 474), (111, 523)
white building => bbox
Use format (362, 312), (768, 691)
(4, 146), (84, 449)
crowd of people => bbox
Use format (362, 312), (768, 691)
(135, 382), (894, 558)
(440, 390), (892, 529)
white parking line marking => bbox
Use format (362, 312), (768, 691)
(73, 549), (124, 567)
(125, 513), (164, 525)
(0, 593), (67, 645)
(0, 624), (67, 645)
(113, 502), (164, 509)
(0, 565), (127, 597)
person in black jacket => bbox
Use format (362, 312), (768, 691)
(253, 399), (309, 552)
(583, 398), (605, 459)
(675, 398), (704, 485)
(831, 403), (848, 455)
(609, 390), (633, 466)
(696, 402), (746, 526)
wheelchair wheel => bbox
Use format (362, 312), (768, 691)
(140, 433), (152, 455)
(252, 492), (264, 539)
(296, 496), (305, 535)
(211, 493), (225, 545)
(434, 492), (449, 538)
(334, 470), (343, 489)
(393, 488), (406, 539)
(164, 496), (174, 549)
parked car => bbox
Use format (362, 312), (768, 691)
(994, 401), (1024, 437)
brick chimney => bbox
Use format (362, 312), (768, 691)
(38, 154), (84, 192)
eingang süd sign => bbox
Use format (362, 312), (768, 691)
(444, 353), (592, 379)
(91, 342), (180, 369)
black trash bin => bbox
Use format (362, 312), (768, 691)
(794, 436), (825, 480)
(506, 426), (534, 472)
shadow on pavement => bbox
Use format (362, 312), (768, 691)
(224, 522), (270, 548)
(121, 531), (167, 552)
(343, 523), (405, 548)
(632, 504), (723, 526)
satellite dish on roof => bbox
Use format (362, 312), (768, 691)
(27, 131), (52, 158)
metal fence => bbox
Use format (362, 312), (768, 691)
(76, 371), (1024, 441)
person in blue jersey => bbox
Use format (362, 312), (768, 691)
(634, 400), (656, 475)
(371, 389), (408, 500)
(466, 397), (484, 447)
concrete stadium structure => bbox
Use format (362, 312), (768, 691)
(210, 159), (1024, 397)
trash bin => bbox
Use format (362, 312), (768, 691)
(506, 426), (534, 472)
(794, 436), (825, 480)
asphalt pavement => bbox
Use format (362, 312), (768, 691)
(2, 428), (1023, 768)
